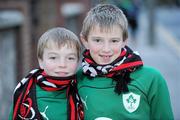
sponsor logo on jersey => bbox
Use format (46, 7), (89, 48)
(81, 96), (88, 110)
(40, 106), (49, 120)
(123, 92), (140, 113)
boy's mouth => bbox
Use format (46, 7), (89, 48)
(99, 55), (112, 62)
(99, 55), (112, 58)
(55, 72), (69, 76)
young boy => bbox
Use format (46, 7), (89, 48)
(77, 4), (174, 120)
(9, 27), (84, 120)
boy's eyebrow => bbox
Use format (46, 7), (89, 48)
(67, 53), (77, 56)
(90, 36), (102, 39)
(91, 36), (121, 40)
(48, 52), (77, 56)
(47, 52), (58, 55)
(110, 37), (121, 40)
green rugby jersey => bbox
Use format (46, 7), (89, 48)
(36, 85), (67, 120)
(77, 66), (174, 120)
(9, 85), (67, 120)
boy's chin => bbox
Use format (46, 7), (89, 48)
(96, 60), (114, 65)
(55, 74), (72, 77)
(47, 73), (72, 77)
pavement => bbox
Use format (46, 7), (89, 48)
(128, 7), (180, 120)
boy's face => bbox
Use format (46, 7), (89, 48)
(38, 44), (79, 77)
(81, 25), (127, 65)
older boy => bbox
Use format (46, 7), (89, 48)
(77, 4), (174, 120)
(9, 27), (84, 120)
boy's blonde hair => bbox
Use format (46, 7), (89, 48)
(81, 4), (128, 41)
(37, 27), (81, 60)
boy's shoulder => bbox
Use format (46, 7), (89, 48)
(135, 65), (161, 74)
(14, 69), (41, 91)
(76, 68), (85, 79)
(131, 65), (165, 84)
(135, 65), (162, 76)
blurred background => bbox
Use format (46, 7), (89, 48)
(0, 0), (180, 119)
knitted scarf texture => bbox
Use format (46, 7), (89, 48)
(13, 69), (84, 120)
(82, 46), (143, 94)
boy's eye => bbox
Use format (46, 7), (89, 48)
(68, 56), (77, 61)
(93, 39), (101, 43)
(49, 57), (56, 60)
(111, 39), (120, 43)
(69, 57), (75, 60)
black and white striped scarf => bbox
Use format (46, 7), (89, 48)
(82, 46), (143, 94)
(13, 69), (84, 120)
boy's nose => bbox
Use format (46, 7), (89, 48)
(57, 59), (66, 67)
(102, 42), (111, 53)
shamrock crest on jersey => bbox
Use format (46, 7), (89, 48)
(123, 92), (140, 113)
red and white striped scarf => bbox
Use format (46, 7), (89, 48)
(82, 46), (143, 94)
(13, 69), (84, 120)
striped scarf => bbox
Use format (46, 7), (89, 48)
(13, 69), (84, 120)
(82, 46), (143, 94)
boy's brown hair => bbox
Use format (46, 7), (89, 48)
(80, 4), (128, 41)
(37, 27), (81, 60)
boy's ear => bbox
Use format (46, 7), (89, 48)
(123, 39), (128, 47)
(80, 34), (89, 49)
(38, 58), (44, 69)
